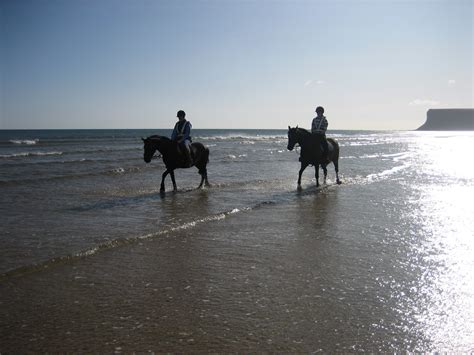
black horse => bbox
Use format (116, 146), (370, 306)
(142, 135), (210, 192)
(287, 126), (341, 188)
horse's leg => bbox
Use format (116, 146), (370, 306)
(196, 161), (204, 189)
(197, 167), (210, 188)
(196, 149), (210, 188)
(322, 164), (328, 184)
(160, 170), (169, 192)
(334, 160), (341, 184)
(169, 170), (177, 191)
(315, 164), (320, 187)
(197, 169), (205, 189)
(204, 170), (210, 187)
(298, 162), (309, 187)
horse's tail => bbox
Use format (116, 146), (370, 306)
(203, 146), (209, 165)
(328, 138), (339, 161)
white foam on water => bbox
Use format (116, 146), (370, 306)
(366, 163), (411, 182)
(197, 134), (286, 142)
(112, 167), (125, 174)
(360, 152), (412, 161)
(9, 139), (39, 145)
(0, 151), (63, 158)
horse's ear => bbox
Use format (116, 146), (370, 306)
(141, 137), (146, 142)
(296, 125), (299, 129)
(288, 126), (291, 130)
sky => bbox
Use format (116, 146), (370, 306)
(0, 0), (472, 130)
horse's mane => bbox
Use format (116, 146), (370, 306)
(293, 127), (311, 136)
(148, 135), (171, 142)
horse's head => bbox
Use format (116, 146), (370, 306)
(287, 126), (300, 151)
(142, 136), (159, 163)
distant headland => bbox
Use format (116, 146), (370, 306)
(417, 109), (474, 131)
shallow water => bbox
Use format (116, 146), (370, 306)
(1, 129), (473, 351)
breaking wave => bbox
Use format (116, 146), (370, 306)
(9, 139), (39, 145)
(0, 151), (63, 158)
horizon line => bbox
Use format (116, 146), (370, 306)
(0, 127), (410, 131)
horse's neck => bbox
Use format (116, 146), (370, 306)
(297, 131), (311, 145)
(154, 138), (175, 155)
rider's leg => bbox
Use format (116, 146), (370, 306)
(183, 140), (192, 167)
(322, 136), (328, 161)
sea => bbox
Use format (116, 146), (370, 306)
(1, 128), (473, 352)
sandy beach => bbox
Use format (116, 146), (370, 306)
(0, 183), (459, 352)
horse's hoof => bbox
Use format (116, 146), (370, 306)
(297, 185), (302, 191)
(337, 180), (342, 185)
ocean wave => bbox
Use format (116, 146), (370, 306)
(0, 165), (144, 185)
(0, 157), (138, 169)
(366, 163), (411, 182)
(359, 152), (413, 161)
(1, 146), (139, 159)
(196, 134), (286, 142)
(9, 139), (39, 145)
(340, 141), (386, 147)
(0, 206), (251, 281)
(0, 151), (63, 159)
(65, 146), (141, 154)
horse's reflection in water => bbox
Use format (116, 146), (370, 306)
(142, 135), (210, 192)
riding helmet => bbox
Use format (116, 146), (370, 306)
(177, 110), (186, 118)
(315, 106), (324, 114)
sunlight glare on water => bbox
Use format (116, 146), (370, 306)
(414, 132), (474, 180)
(409, 132), (474, 350)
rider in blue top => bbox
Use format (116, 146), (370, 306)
(171, 110), (193, 167)
(311, 106), (329, 161)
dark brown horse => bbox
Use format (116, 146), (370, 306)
(287, 126), (341, 188)
(142, 135), (210, 192)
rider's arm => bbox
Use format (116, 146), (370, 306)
(321, 118), (328, 133)
(311, 118), (318, 134)
(171, 123), (178, 141)
(182, 121), (192, 141)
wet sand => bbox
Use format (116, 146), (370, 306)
(2, 131), (474, 352)
(0, 185), (444, 352)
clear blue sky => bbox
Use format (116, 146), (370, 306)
(1, 0), (472, 130)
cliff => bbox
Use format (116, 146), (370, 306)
(417, 109), (474, 130)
